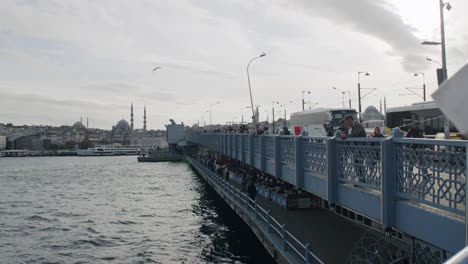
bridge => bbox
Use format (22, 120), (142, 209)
(188, 129), (468, 262)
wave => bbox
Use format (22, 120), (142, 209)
(25, 215), (56, 222)
(74, 238), (117, 247)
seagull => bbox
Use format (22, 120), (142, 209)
(153, 67), (161, 72)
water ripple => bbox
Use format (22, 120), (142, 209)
(0, 156), (274, 263)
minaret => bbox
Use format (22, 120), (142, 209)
(384, 97), (387, 114)
(380, 99), (382, 113)
(130, 103), (134, 131)
(143, 106), (147, 132)
(86, 117), (89, 128)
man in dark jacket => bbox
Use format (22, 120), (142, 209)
(340, 115), (367, 183)
(340, 115), (366, 138)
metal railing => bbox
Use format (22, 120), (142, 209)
(188, 157), (324, 264)
(189, 131), (468, 255)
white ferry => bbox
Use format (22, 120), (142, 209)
(76, 145), (142, 156)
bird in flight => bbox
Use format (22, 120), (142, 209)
(153, 67), (161, 72)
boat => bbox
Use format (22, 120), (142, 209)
(76, 145), (142, 156)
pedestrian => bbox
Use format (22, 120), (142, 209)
(340, 115), (367, 183)
(372, 127), (384, 137)
(406, 122), (429, 183)
(340, 115), (366, 139)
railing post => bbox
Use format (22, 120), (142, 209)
(267, 209), (272, 233)
(274, 136), (282, 179)
(249, 135), (254, 166)
(240, 135), (245, 162)
(305, 243), (312, 264)
(465, 142), (468, 245)
(327, 137), (338, 206)
(382, 128), (403, 229)
(282, 224), (288, 250)
(295, 136), (304, 188)
(260, 135), (266, 171)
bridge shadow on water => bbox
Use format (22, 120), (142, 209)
(191, 171), (276, 264)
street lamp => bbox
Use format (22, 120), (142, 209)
(301, 90), (311, 110)
(357, 71), (370, 114)
(413, 72), (426, 101)
(247, 52), (266, 124)
(209, 102), (219, 126)
(422, 1), (451, 139)
(422, 1), (451, 82)
(332, 87), (351, 108)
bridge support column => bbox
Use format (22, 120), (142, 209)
(260, 136), (266, 171)
(382, 129), (403, 229)
(466, 142), (468, 245)
(295, 136), (304, 188)
(226, 134), (229, 156)
(327, 137), (337, 206)
(249, 135), (254, 166)
(274, 136), (282, 179)
(240, 135), (244, 162)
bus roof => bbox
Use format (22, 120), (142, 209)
(386, 101), (438, 113)
(290, 108), (356, 117)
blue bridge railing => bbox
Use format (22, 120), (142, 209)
(188, 156), (324, 264)
(189, 130), (468, 255)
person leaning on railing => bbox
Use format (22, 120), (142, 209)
(339, 115), (367, 183)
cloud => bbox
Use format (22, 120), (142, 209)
(287, 0), (426, 72)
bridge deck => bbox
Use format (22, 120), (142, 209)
(255, 195), (369, 263)
(190, 157), (403, 263)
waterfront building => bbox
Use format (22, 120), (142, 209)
(0, 135), (6, 150)
(110, 119), (132, 145)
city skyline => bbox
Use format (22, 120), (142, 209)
(1, 0), (467, 130)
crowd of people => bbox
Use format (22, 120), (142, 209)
(195, 152), (303, 204)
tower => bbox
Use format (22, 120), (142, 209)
(130, 103), (134, 131)
(384, 97), (387, 114)
(143, 106), (147, 132)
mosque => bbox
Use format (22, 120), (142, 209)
(110, 103), (147, 145)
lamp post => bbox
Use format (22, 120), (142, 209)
(357, 72), (370, 114)
(247, 52), (266, 124)
(272, 101), (279, 134)
(209, 102), (219, 126)
(422, 1), (451, 138)
(422, 1), (451, 82)
(332, 87), (351, 108)
(413, 72), (426, 101)
(439, 0), (451, 81)
(302, 90), (311, 110)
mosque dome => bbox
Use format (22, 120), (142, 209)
(116, 119), (130, 129)
(72, 121), (86, 130)
(362, 106), (385, 122)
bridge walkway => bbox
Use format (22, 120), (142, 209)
(190, 156), (408, 263)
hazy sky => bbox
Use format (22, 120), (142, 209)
(1, 0), (467, 129)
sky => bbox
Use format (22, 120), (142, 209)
(1, 0), (467, 130)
